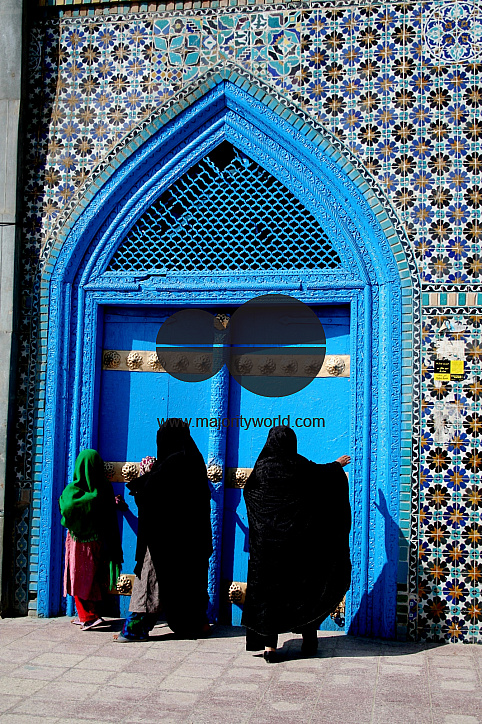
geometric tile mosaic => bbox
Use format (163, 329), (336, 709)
(419, 306), (482, 643)
(12, 0), (482, 640)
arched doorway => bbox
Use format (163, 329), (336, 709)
(37, 74), (417, 639)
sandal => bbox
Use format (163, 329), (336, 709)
(80, 617), (105, 631)
(113, 633), (148, 643)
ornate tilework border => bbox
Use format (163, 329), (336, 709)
(417, 305), (482, 644)
(423, 292), (482, 306)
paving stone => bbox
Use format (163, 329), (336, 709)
(371, 706), (433, 724)
(322, 675), (376, 696)
(57, 700), (137, 722)
(120, 659), (174, 675)
(439, 680), (478, 692)
(331, 658), (379, 670)
(0, 716), (60, 724)
(141, 648), (188, 663)
(431, 667), (478, 680)
(429, 648), (478, 661)
(0, 650), (46, 666)
(123, 710), (186, 724)
(28, 653), (87, 668)
(6, 665), (66, 681)
(312, 702), (373, 724)
(249, 715), (311, 724)
(212, 681), (261, 692)
(0, 678), (49, 696)
(49, 643), (106, 656)
(29, 681), (102, 701)
(61, 668), (115, 684)
(230, 653), (272, 668)
(282, 654), (335, 669)
(374, 686), (432, 706)
(56, 720), (108, 724)
(75, 656), (134, 671)
(0, 664), (15, 676)
(154, 691), (200, 709)
(8, 699), (86, 719)
(171, 664), (224, 679)
(268, 700), (307, 712)
(187, 707), (252, 724)
(278, 670), (317, 683)
(22, 629), (73, 642)
(184, 651), (237, 666)
(107, 672), (166, 689)
(378, 662), (425, 675)
(314, 691), (374, 721)
(2, 640), (58, 654)
(89, 686), (150, 703)
(158, 676), (214, 692)
(0, 697), (22, 716)
(430, 692), (482, 714)
(198, 689), (261, 707)
(225, 666), (272, 680)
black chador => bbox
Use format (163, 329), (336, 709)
(128, 419), (212, 637)
(242, 426), (351, 648)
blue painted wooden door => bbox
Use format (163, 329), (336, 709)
(97, 306), (213, 616)
(97, 303), (351, 623)
(222, 304), (351, 630)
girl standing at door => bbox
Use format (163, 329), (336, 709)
(59, 449), (123, 630)
(242, 425), (351, 662)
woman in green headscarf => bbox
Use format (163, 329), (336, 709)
(59, 449), (123, 630)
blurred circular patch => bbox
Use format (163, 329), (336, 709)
(156, 308), (226, 382)
(155, 295), (325, 396)
(228, 294), (326, 397)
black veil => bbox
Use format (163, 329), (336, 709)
(127, 419), (212, 635)
(242, 426), (351, 637)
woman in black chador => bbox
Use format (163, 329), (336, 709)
(119, 419), (212, 641)
(242, 426), (351, 662)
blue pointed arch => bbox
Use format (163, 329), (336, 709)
(36, 67), (419, 641)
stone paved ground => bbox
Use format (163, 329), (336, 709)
(0, 617), (481, 724)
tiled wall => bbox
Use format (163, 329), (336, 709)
(12, 1), (481, 640)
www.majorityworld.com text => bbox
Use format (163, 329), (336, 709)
(158, 415), (325, 430)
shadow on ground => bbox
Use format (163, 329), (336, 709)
(88, 620), (446, 659)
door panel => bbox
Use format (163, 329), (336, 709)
(97, 307), (213, 615)
(222, 305), (351, 629)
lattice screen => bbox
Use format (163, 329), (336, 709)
(108, 143), (341, 273)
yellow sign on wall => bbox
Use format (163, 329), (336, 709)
(434, 360), (465, 381)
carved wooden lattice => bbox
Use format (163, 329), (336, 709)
(108, 142), (341, 273)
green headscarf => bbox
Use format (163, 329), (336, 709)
(59, 449), (123, 588)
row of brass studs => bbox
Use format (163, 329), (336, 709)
(104, 461), (252, 487)
(102, 350), (350, 377)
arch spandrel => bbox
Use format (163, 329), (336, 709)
(41, 67), (417, 293)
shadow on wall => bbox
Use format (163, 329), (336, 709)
(349, 490), (406, 639)
(220, 487), (406, 638)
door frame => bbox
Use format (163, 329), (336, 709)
(83, 288), (368, 631)
(37, 72), (418, 639)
